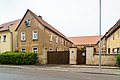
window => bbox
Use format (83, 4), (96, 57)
(25, 19), (31, 27)
(113, 35), (114, 40)
(21, 32), (25, 41)
(118, 31), (120, 38)
(108, 48), (110, 54)
(117, 48), (120, 53)
(0, 36), (1, 42)
(49, 48), (52, 51)
(32, 30), (38, 40)
(61, 39), (64, 45)
(49, 32), (52, 41)
(3, 35), (6, 42)
(21, 48), (26, 52)
(112, 48), (117, 54)
(32, 47), (38, 53)
(56, 36), (58, 43)
(108, 37), (110, 44)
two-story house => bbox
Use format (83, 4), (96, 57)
(0, 19), (20, 53)
(15, 9), (73, 64)
(96, 19), (120, 54)
(105, 19), (120, 54)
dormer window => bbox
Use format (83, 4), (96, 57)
(25, 19), (31, 27)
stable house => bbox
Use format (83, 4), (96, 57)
(15, 9), (73, 64)
(68, 36), (100, 51)
(0, 19), (20, 53)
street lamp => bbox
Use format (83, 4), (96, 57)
(99, 0), (102, 69)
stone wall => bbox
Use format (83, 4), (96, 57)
(86, 46), (117, 66)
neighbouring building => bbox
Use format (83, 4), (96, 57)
(105, 19), (120, 54)
(15, 9), (73, 64)
(0, 19), (20, 53)
(97, 19), (120, 54)
(68, 36), (100, 52)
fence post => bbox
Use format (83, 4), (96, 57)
(69, 47), (77, 64)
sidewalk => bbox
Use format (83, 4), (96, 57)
(0, 64), (120, 75)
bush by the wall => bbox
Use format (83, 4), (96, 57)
(116, 54), (120, 67)
(0, 51), (38, 65)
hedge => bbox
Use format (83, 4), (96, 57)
(0, 51), (38, 65)
(116, 54), (120, 68)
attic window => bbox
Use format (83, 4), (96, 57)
(25, 19), (31, 27)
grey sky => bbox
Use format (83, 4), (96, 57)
(0, 0), (120, 37)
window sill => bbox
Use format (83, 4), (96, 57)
(21, 40), (26, 42)
(32, 39), (38, 41)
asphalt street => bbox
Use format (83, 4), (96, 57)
(0, 67), (120, 80)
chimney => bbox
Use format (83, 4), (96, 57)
(38, 15), (42, 19)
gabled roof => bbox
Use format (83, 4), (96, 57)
(0, 19), (20, 32)
(68, 36), (100, 46)
(15, 9), (72, 43)
(105, 19), (120, 38)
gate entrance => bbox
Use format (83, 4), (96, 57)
(47, 51), (69, 64)
(77, 50), (86, 64)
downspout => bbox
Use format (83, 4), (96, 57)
(8, 28), (13, 51)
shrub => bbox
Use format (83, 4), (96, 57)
(116, 54), (120, 67)
(0, 51), (38, 65)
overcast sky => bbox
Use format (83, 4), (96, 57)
(0, 0), (120, 37)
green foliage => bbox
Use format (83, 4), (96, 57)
(0, 51), (38, 65)
(116, 54), (120, 67)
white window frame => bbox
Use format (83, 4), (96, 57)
(32, 47), (38, 53)
(49, 32), (52, 41)
(3, 34), (7, 42)
(21, 48), (26, 52)
(32, 30), (38, 40)
(56, 36), (58, 43)
(25, 19), (31, 27)
(21, 32), (26, 41)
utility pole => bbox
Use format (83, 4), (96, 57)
(99, 0), (102, 69)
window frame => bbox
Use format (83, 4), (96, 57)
(21, 48), (26, 52)
(118, 31), (120, 38)
(21, 32), (26, 41)
(49, 32), (52, 41)
(3, 34), (7, 42)
(32, 30), (38, 40)
(32, 47), (38, 53)
(56, 35), (58, 43)
(25, 19), (31, 27)
(112, 34), (114, 40)
(0, 36), (1, 42)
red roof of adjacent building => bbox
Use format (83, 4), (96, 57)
(0, 19), (21, 32)
(68, 36), (100, 46)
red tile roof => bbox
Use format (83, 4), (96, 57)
(68, 36), (100, 46)
(0, 19), (21, 32)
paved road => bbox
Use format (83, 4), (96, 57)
(0, 67), (120, 80)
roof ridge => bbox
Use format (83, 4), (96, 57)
(28, 9), (70, 42)
(68, 35), (100, 38)
(0, 19), (21, 26)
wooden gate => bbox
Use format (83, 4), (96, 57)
(77, 50), (86, 64)
(47, 51), (69, 64)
